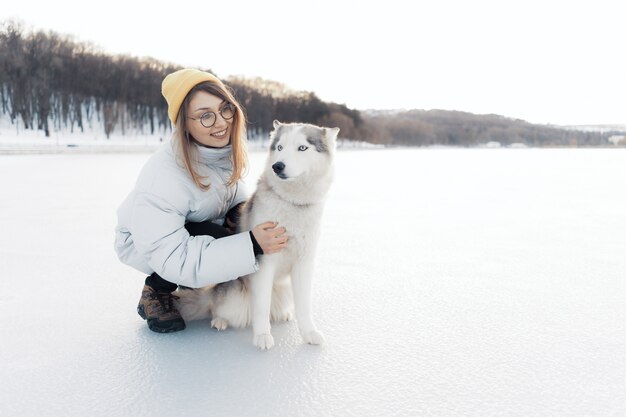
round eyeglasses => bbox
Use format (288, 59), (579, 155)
(188, 102), (236, 128)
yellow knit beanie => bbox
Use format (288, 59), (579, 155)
(161, 68), (222, 125)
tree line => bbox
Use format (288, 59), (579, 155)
(1, 20), (621, 146)
(0, 21), (363, 140)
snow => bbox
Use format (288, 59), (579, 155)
(1, 147), (626, 417)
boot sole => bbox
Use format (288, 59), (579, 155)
(137, 304), (147, 320)
(137, 305), (186, 333)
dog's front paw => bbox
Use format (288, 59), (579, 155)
(302, 330), (326, 345)
(211, 317), (228, 331)
(254, 333), (275, 350)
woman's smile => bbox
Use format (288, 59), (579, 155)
(211, 127), (228, 138)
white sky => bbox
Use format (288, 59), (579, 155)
(2, 0), (624, 125)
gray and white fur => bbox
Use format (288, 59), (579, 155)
(176, 121), (339, 349)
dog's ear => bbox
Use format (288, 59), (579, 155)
(273, 120), (282, 129)
(324, 127), (340, 141)
(326, 127), (340, 138)
(323, 127), (340, 150)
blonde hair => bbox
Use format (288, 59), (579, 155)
(172, 81), (248, 190)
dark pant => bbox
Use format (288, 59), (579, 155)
(145, 221), (232, 292)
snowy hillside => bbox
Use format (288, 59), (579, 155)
(0, 113), (379, 153)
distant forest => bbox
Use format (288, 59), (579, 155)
(1, 21), (623, 147)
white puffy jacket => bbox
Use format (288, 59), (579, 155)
(114, 141), (259, 288)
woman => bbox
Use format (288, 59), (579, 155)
(115, 68), (287, 333)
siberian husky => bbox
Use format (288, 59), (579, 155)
(176, 121), (339, 349)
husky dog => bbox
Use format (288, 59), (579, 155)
(176, 121), (339, 349)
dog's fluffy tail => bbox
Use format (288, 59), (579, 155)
(175, 287), (213, 321)
(173, 278), (294, 328)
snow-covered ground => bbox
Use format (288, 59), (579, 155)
(1, 147), (625, 417)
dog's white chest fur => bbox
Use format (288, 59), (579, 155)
(247, 188), (323, 266)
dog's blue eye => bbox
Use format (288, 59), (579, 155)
(298, 145), (308, 151)
(277, 145), (283, 151)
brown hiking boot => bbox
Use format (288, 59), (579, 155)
(137, 285), (186, 333)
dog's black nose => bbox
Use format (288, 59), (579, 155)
(272, 162), (285, 174)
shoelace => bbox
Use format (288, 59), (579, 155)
(151, 292), (180, 313)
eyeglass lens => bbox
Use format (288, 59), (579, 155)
(200, 104), (235, 128)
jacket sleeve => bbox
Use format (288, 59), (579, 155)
(129, 191), (259, 288)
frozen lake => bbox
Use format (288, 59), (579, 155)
(1, 147), (625, 417)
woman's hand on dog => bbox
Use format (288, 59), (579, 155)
(252, 222), (288, 254)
